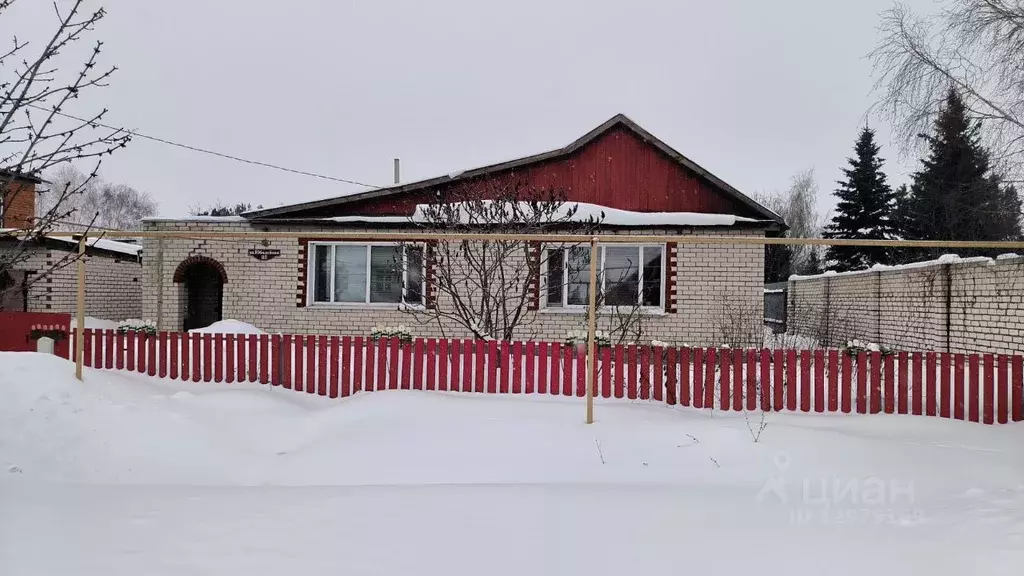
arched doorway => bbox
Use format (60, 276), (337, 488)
(173, 256), (227, 331)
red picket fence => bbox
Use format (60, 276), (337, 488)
(63, 329), (1024, 425)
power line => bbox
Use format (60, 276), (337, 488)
(25, 104), (380, 188)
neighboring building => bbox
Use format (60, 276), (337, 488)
(142, 114), (785, 344)
(0, 169), (143, 318)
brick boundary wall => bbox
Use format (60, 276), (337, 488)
(142, 220), (766, 347)
(787, 255), (1024, 355)
(0, 243), (143, 320)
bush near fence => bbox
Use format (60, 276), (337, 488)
(60, 328), (1024, 425)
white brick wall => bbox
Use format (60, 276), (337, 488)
(787, 256), (1024, 354)
(0, 242), (142, 320)
(142, 221), (766, 346)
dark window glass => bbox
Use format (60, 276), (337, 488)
(334, 245), (368, 302)
(567, 247), (597, 306)
(370, 246), (403, 303)
(642, 246), (663, 307)
(313, 245), (331, 302)
(546, 249), (564, 307)
(406, 246), (424, 305)
(604, 246), (639, 306)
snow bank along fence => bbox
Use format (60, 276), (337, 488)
(62, 328), (1024, 424)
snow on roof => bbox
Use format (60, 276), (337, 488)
(47, 236), (142, 257)
(319, 202), (763, 228)
(790, 253), (1011, 281)
(0, 229), (141, 257)
(139, 202), (765, 229)
(323, 215), (410, 224)
(413, 201), (760, 227)
(142, 216), (247, 223)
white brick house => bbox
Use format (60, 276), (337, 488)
(141, 114), (784, 345)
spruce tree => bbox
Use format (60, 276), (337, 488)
(824, 127), (898, 272)
(901, 89), (1023, 259)
(890, 184), (915, 264)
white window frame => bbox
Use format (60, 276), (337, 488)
(307, 242), (425, 308)
(542, 244), (665, 311)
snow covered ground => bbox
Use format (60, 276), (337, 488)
(2, 352), (1023, 575)
(188, 319), (265, 334)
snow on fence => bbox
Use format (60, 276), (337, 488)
(64, 329), (1024, 424)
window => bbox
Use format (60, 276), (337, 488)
(309, 243), (424, 306)
(545, 245), (663, 308)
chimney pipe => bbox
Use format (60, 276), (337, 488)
(393, 158), (400, 185)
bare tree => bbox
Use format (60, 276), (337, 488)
(756, 169), (823, 280)
(39, 166), (157, 230)
(189, 201), (259, 217)
(873, 1), (1024, 180)
(399, 178), (601, 341)
(1, 0), (130, 276)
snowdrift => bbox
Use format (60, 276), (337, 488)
(2, 352), (1023, 575)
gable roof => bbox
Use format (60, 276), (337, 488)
(0, 229), (142, 259)
(245, 114), (784, 225)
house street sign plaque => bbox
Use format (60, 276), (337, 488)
(248, 248), (281, 261)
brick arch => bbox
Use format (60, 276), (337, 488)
(172, 255), (228, 284)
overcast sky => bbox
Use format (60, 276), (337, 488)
(8, 0), (940, 219)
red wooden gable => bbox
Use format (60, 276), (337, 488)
(343, 127), (751, 217)
(249, 114), (782, 226)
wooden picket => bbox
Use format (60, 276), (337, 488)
(983, 354), (995, 425)
(352, 336), (364, 393)
(856, 352), (867, 414)
(292, 335), (304, 392)
(500, 341), (511, 395)
(813, 350), (825, 413)
(235, 332), (245, 381)
(549, 342), (561, 396)
(997, 354), (1009, 425)
(953, 353), (965, 420)
(883, 353), (895, 414)
(330, 336), (341, 398)
(524, 341), (536, 394)
(402, 339), (414, 391)
(800, 350), (812, 413)
(869, 351), (881, 414)
(968, 354), (980, 422)
(387, 338), (399, 391)
(339, 336), (351, 397)
(464, 339), (475, 393)
(511, 341), (522, 395)
(317, 335), (328, 396)
(759, 349), (770, 411)
(626, 344), (638, 400)
(415, 339), (426, 392)
(693, 348), (705, 409)
(434, 339), (445, 392)
(169, 332), (179, 380)
(745, 348), (753, 409)
(719, 348), (730, 411)
(653, 346), (664, 403)
(1013, 356), (1023, 422)
(785, 349), (797, 412)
